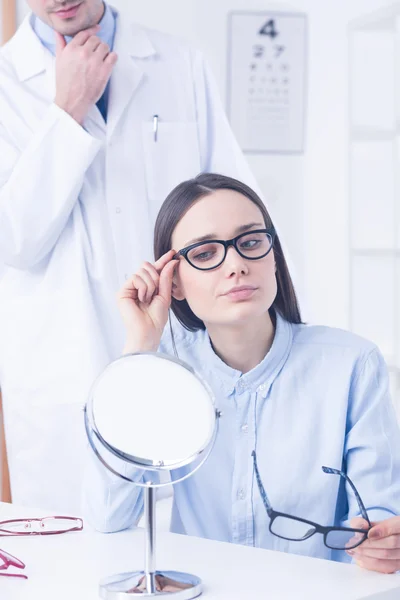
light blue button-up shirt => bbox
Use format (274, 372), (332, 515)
(82, 314), (400, 563)
(32, 2), (116, 120)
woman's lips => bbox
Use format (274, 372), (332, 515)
(54, 3), (81, 19)
(223, 287), (258, 301)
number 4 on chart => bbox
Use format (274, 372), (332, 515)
(259, 19), (279, 39)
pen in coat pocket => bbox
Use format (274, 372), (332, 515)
(153, 115), (159, 142)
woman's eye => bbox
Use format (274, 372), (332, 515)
(193, 250), (215, 262)
(190, 243), (219, 262)
(240, 239), (261, 249)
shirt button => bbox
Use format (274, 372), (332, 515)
(237, 489), (245, 500)
(116, 207), (121, 214)
(241, 424), (248, 433)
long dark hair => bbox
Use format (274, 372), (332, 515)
(154, 173), (302, 331)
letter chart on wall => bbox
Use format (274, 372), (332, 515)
(227, 11), (307, 154)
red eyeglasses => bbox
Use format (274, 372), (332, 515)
(0, 516), (83, 536)
(0, 548), (27, 579)
(0, 516), (83, 580)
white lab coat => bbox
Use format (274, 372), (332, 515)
(0, 7), (265, 513)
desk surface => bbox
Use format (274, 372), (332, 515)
(1, 502), (400, 600)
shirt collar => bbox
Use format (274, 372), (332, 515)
(8, 6), (156, 84)
(202, 312), (294, 399)
(32, 1), (116, 54)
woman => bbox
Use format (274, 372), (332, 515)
(83, 173), (400, 573)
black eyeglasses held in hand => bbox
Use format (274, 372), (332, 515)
(252, 451), (371, 550)
(174, 227), (276, 271)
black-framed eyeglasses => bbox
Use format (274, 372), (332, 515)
(174, 227), (276, 271)
(252, 451), (371, 550)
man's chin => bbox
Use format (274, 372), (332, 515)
(49, 15), (85, 36)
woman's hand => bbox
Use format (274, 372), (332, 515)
(117, 250), (178, 354)
(348, 516), (400, 573)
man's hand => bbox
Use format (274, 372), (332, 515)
(347, 516), (400, 574)
(54, 27), (118, 125)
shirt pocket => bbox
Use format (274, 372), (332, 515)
(142, 121), (201, 221)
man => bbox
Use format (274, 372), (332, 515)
(0, 0), (264, 512)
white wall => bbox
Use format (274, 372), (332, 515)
(112, 0), (396, 329)
(4, 0), (397, 328)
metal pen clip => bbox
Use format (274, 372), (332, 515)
(153, 114), (159, 142)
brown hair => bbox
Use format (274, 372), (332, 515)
(154, 173), (302, 331)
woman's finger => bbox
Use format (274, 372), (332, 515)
(357, 534), (400, 550)
(141, 262), (161, 301)
(353, 554), (400, 574)
(142, 261), (160, 283)
(117, 277), (139, 301)
(349, 518), (370, 530)
(131, 274), (148, 304)
(119, 253), (177, 305)
(158, 260), (178, 304)
(136, 268), (156, 303)
(153, 250), (177, 274)
(351, 546), (400, 560)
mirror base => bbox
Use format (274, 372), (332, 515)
(99, 570), (202, 599)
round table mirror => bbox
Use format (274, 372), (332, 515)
(85, 352), (220, 599)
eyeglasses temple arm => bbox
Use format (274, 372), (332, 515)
(322, 466), (371, 526)
(251, 451), (273, 514)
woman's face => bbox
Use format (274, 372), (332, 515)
(170, 190), (277, 329)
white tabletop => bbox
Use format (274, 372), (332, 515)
(1, 502), (400, 600)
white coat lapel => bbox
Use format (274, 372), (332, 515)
(6, 16), (57, 129)
(7, 10), (156, 137)
(106, 15), (157, 139)
(8, 15), (47, 83)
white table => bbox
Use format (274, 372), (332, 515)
(1, 502), (400, 600)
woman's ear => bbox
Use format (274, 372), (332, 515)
(171, 275), (185, 301)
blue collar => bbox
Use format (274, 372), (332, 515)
(32, 2), (116, 55)
(202, 312), (294, 398)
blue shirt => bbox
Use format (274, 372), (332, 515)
(82, 314), (400, 563)
(32, 2), (116, 121)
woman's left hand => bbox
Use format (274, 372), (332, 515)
(348, 516), (400, 573)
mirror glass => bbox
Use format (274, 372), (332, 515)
(90, 353), (216, 469)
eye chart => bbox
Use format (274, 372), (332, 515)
(227, 11), (307, 154)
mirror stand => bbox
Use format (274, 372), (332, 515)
(99, 484), (203, 599)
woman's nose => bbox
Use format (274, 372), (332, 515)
(224, 246), (249, 275)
